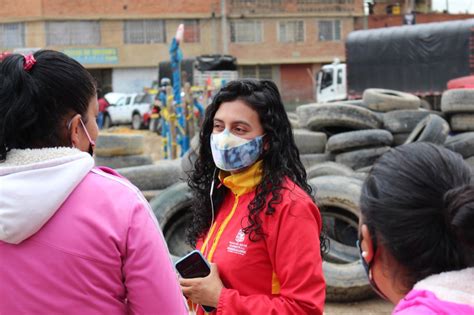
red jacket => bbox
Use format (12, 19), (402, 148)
(196, 161), (325, 315)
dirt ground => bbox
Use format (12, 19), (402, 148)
(325, 298), (392, 315)
(104, 128), (393, 314)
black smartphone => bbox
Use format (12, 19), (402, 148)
(175, 250), (216, 313)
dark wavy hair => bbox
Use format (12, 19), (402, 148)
(0, 50), (96, 160)
(186, 79), (317, 247)
(361, 142), (474, 289)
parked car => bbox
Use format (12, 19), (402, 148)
(103, 92), (153, 129)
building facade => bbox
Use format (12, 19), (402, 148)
(0, 0), (363, 103)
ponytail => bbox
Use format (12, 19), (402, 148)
(444, 185), (474, 247)
(0, 50), (96, 160)
(360, 142), (474, 288)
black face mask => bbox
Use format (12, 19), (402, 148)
(356, 238), (389, 300)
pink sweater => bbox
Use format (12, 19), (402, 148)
(393, 268), (474, 315)
(0, 148), (188, 314)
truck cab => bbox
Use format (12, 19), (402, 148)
(316, 60), (347, 103)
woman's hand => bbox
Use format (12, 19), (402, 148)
(179, 263), (224, 308)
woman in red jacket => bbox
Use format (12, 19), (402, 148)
(180, 79), (326, 314)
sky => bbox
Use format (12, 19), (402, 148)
(431, 0), (474, 13)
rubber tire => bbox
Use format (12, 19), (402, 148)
(289, 118), (300, 129)
(181, 135), (200, 175)
(323, 261), (374, 302)
(444, 132), (474, 158)
(450, 114), (474, 132)
(464, 156), (474, 169)
(293, 129), (327, 154)
(392, 133), (411, 146)
(363, 88), (420, 112)
(309, 176), (372, 302)
(405, 114), (450, 145)
(141, 189), (164, 201)
(117, 159), (184, 191)
(420, 99), (433, 110)
(300, 153), (333, 169)
(95, 133), (145, 157)
(296, 103), (382, 133)
(335, 146), (391, 170)
(149, 182), (194, 257)
(326, 129), (393, 154)
(287, 112), (298, 120)
(94, 154), (153, 169)
(131, 113), (143, 130)
(306, 162), (354, 179)
(441, 89), (474, 114)
(102, 113), (112, 129)
(383, 110), (433, 134)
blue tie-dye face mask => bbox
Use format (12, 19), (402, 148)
(210, 129), (264, 172)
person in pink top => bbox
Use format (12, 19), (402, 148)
(0, 50), (188, 314)
(358, 142), (474, 315)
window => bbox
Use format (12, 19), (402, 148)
(0, 23), (25, 48)
(183, 20), (200, 43)
(124, 20), (166, 44)
(318, 20), (341, 41)
(279, 20), (304, 43)
(239, 65), (273, 80)
(46, 21), (100, 46)
(230, 21), (263, 43)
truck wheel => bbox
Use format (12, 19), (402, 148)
(95, 133), (145, 157)
(132, 113), (143, 130)
(335, 146), (391, 170)
(444, 132), (474, 158)
(441, 89), (474, 113)
(326, 129), (393, 154)
(297, 103), (382, 134)
(363, 88), (420, 112)
(450, 114), (474, 132)
(94, 154), (153, 169)
(149, 182), (194, 257)
(405, 114), (450, 145)
(103, 113), (112, 129)
(116, 159), (184, 191)
(383, 110), (432, 134)
(306, 162), (354, 179)
(293, 129), (327, 154)
(309, 176), (373, 302)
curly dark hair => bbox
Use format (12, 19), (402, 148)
(186, 79), (322, 249)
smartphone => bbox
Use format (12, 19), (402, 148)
(175, 250), (216, 313)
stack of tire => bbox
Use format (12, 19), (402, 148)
(94, 133), (154, 169)
(119, 87), (474, 303)
(441, 89), (474, 168)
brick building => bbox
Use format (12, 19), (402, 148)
(0, 0), (364, 103)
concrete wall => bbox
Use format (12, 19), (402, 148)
(112, 67), (158, 93)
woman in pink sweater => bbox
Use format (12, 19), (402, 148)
(358, 143), (474, 314)
(0, 50), (187, 314)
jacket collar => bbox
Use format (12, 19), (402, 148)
(414, 267), (474, 307)
(219, 160), (263, 197)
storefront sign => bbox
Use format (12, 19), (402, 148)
(62, 48), (119, 64)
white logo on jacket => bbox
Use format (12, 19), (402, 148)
(227, 229), (247, 255)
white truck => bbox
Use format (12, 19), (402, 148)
(103, 92), (153, 130)
(317, 19), (474, 110)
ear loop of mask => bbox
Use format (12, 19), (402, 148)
(67, 117), (96, 145)
(203, 167), (218, 259)
(79, 119), (96, 147)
